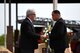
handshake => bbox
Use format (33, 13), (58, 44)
(40, 34), (47, 39)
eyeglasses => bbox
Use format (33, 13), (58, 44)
(31, 14), (36, 15)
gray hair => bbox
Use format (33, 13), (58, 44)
(26, 9), (35, 17)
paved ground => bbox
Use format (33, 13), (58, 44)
(35, 43), (72, 53)
(0, 44), (72, 53)
(0, 46), (12, 53)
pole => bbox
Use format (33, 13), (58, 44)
(7, 0), (13, 52)
(53, 0), (58, 10)
(16, 3), (18, 29)
(9, 0), (11, 26)
(14, 3), (19, 53)
(4, 0), (6, 48)
(52, 0), (58, 26)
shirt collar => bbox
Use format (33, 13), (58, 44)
(27, 17), (32, 23)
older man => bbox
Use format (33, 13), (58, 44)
(19, 9), (45, 53)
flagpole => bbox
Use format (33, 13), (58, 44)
(53, 0), (58, 10)
(52, 0), (58, 29)
(4, 0), (7, 48)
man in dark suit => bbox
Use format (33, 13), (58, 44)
(19, 9), (45, 53)
(49, 10), (69, 53)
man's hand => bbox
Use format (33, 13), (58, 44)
(40, 35), (46, 39)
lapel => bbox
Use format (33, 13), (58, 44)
(26, 18), (35, 32)
(52, 18), (62, 30)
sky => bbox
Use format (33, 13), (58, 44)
(0, 3), (80, 35)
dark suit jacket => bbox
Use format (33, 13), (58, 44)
(19, 18), (40, 49)
(49, 18), (69, 49)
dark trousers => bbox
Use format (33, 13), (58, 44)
(20, 49), (34, 53)
(54, 48), (65, 53)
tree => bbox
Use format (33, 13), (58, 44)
(0, 34), (5, 45)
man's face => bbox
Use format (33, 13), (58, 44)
(52, 13), (60, 21)
(29, 12), (36, 21)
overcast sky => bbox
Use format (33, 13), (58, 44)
(0, 3), (80, 35)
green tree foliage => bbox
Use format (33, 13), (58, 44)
(0, 34), (4, 45)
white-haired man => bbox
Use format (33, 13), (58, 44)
(19, 9), (45, 53)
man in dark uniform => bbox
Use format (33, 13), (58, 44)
(49, 10), (69, 53)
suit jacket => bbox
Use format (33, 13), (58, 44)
(19, 18), (40, 49)
(49, 18), (69, 49)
